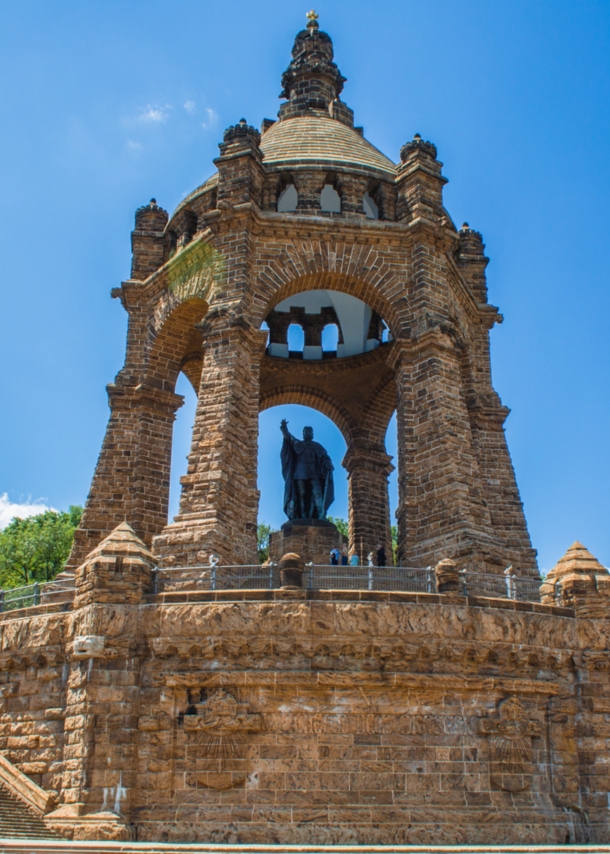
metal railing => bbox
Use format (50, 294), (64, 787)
(0, 577), (75, 613)
(151, 563), (541, 602)
(459, 569), (541, 603)
(0, 564), (543, 615)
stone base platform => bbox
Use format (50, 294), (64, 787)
(269, 519), (347, 565)
(3, 843), (609, 853)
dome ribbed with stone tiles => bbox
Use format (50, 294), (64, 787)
(171, 15), (397, 220)
(260, 115), (396, 177)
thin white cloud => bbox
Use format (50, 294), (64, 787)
(202, 108), (219, 130)
(184, 100), (196, 114)
(127, 139), (142, 150)
(137, 104), (170, 123)
(0, 494), (53, 530)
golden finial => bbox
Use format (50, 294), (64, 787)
(306, 10), (319, 21)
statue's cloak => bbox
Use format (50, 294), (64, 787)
(281, 437), (334, 520)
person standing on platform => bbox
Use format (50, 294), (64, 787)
(376, 544), (387, 567)
(330, 547), (340, 566)
(341, 545), (349, 565)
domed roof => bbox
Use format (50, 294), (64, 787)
(260, 115), (396, 177)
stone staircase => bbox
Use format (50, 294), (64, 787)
(0, 782), (57, 839)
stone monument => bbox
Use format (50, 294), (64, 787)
(269, 419), (346, 564)
(2, 12), (609, 849)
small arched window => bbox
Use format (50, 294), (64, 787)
(363, 191), (379, 220)
(320, 184), (341, 213)
(321, 323), (339, 352)
(277, 184), (298, 212)
(287, 323), (304, 353)
(260, 320), (270, 348)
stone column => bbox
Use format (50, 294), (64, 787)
(68, 384), (183, 570)
(390, 336), (494, 571)
(456, 224), (538, 574)
(49, 524), (153, 840)
(154, 312), (267, 566)
(343, 444), (394, 565)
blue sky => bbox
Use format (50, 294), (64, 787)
(0, 0), (608, 571)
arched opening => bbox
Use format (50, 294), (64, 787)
(277, 184), (298, 212)
(385, 411), (399, 561)
(169, 372), (198, 522)
(287, 322), (304, 355)
(320, 183), (341, 213)
(257, 403), (348, 536)
(363, 191), (379, 220)
(321, 322), (339, 353)
(260, 320), (270, 347)
(266, 290), (389, 360)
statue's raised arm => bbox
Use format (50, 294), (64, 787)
(280, 418), (295, 445)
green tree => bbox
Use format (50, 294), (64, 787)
(257, 522), (276, 564)
(327, 517), (348, 539)
(0, 506), (83, 588)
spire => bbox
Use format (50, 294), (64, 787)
(278, 12), (347, 120)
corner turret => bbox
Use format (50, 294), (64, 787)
(130, 198), (168, 280)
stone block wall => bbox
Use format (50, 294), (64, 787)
(0, 613), (68, 800)
(2, 534), (610, 845)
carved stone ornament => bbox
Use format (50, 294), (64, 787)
(479, 696), (542, 792)
(72, 635), (105, 659)
(182, 688), (261, 790)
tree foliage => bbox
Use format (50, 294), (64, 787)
(0, 506), (83, 588)
(327, 517), (348, 538)
(257, 522), (276, 564)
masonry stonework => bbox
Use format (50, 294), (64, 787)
(67, 13), (536, 575)
(2, 530), (610, 843)
(3, 14), (606, 847)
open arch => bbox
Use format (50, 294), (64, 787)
(145, 296), (207, 392)
(260, 386), (355, 445)
(322, 322), (339, 352)
(169, 371), (198, 522)
(251, 242), (404, 337)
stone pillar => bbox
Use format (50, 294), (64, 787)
(457, 224), (538, 575)
(154, 313), (267, 566)
(435, 558), (459, 593)
(293, 170), (325, 211)
(390, 336), (494, 571)
(50, 524), (153, 840)
(68, 384), (183, 570)
(344, 444), (393, 565)
(336, 174), (368, 217)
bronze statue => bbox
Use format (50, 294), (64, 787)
(280, 419), (334, 520)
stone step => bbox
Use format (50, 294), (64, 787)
(0, 783), (57, 839)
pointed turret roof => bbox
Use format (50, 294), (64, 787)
(546, 541), (608, 582)
(80, 522), (154, 564)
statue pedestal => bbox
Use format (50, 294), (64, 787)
(269, 520), (347, 565)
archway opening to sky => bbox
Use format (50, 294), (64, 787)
(258, 404), (348, 533)
(169, 372), (198, 522)
(169, 387), (398, 541)
(385, 411), (398, 534)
